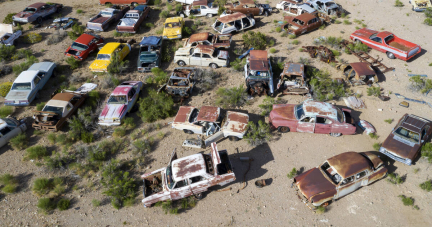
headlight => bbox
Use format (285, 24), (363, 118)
(405, 159), (412, 165)
(114, 118), (120, 122)
(379, 147), (386, 153)
(177, 34), (181, 37)
(163, 36), (167, 39)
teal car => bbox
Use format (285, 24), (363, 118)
(137, 36), (163, 72)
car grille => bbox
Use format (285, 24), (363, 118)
(380, 149), (411, 165)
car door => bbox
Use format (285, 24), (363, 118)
(315, 117), (332, 134)
(201, 53), (212, 67)
(190, 53), (201, 66)
(297, 116), (315, 133)
(200, 5), (208, 15)
(126, 87), (137, 112)
(336, 175), (356, 199)
(170, 179), (193, 200)
(367, 34), (383, 51)
(189, 175), (210, 195)
(33, 76), (41, 92)
(63, 103), (73, 118)
(120, 44), (130, 60)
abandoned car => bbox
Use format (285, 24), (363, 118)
(12, 2), (63, 26)
(212, 12), (255, 34)
(276, 0), (317, 16)
(244, 50), (274, 96)
(174, 45), (229, 69)
(99, 0), (148, 5)
(379, 114), (432, 165)
(87, 6), (130, 31)
(177, 0), (219, 18)
(293, 151), (387, 208)
(409, 0), (432, 12)
(32, 83), (98, 131)
(172, 105), (249, 146)
(277, 62), (309, 95)
(137, 36), (163, 72)
(163, 17), (185, 39)
(116, 5), (150, 33)
(269, 99), (361, 136)
(0, 117), (27, 148)
(64, 33), (104, 61)
(159, 67), (195, 98)
(141, 143), (235, 207)
(89, 42), (131, 72)
(183, 32), (232, 49)
(336, 62), (378, 86)
(307, 0), (344, 16)
(281, 13), (323, 36)
(224, 0), (273, 16)
(0, 24), (22, 46)
(5, 62), (56, 106)
(350, 28), (421, 61)
(98, 81), (143, 126)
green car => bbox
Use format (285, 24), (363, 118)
(137, 36), (163, 72)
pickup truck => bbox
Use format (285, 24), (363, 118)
(183, 32), (231, 49)
(116, 5), (150, 33)
(0, 24), (21, 46)
(99, 0), (148, 5)
(12, 2), (62, 26)
(177, 0), (219, 18)
(87, 6), (130, 31)
(276, 0), (317, 16)
(174, 45), (229, 69)
(138, 36), (163, 72)
(350, 28), (421, 61)
(141, 143), (235, 207)
(0, 117), (27, 148)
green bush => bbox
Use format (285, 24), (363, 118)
(36, 102), (46, 111)
(3, 13), (16, 24)
(161, 40), (173, 62)
(230, 58), (246, 71)
(367, 87), (381, 97)
(343, 19), (352, 25)
(215, 85), (247, 108)
(138, 89), (174, 123)
(384, 119), (393, 124)
(37, 198), (55, 213)
(387, 173), (404, 184)
(292, 40), (299, 45)
(259, 96), (283, 116)
(409, 75), (432, 94)
(369, 133), (379, 139)
(399, 195), (413, 206)
(148, 67), (168, 86)
(315, 205), (326, 214)
(57, 198), (70, 211)
(9, 133), (28, 150)
(275, 27), (282, 32)
(421, 143), (432, 163)
(0, 45), (15, 61)
(67, 24), (85, 40)
(0, 174), (18, 194)
(92, 199), (101, 207)
(394, 0), (404, 7)
(81, 131), (94, 143)
(167, 4), (173, 11)
(47, 133), (56, 144)
(287, 168), (297, 179)
(243, 120), (271, 146)
(175, 3), (183, 12)
(334, 20), (341, 24)
(160, 10), (169, 18)
(156, 27), (164, 35)
(33, 178), (53, 196)
(242, 31), (268, 50)
(419, 180), (432, 191)
(65, 56), (80, 70)
(132, 138), (152, 155)
(25, 145), (48, 160)
(76, 9), (83, 14)
(307, 68), (347, 101)
(425, 7), (432, 18)
(0, 82), (12, 97)
(108, 51), (129, 74)
(0, 106), (13, 117)
(154, 0), (162, 5)
(23, 32), (42, 44)
(269, 48), (276, 54)
(86, 90), (100, 107)
(288, 34), (296, 39)
(13, 55), (39, 75)
(113, 127), (126, 137)
(372, 142), (381, 151)
(183, 26), (193, 36)
(123, 117), (136, 129)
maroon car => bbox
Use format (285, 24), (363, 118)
(12, 2), (63, 26)
(269, 99), (356, 137)
(65, 33), (104, 61)
(379, 114), (432, 165)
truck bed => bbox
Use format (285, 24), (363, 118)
(388, 42), (411, 52)
(90, 16), (111, 24)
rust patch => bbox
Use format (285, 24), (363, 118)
(195, 44), (215, 55)
(326, 152), (370, 179)
(52, 93), (75, 102)
(271, 104), (296, 120)
(189, 32), (209, 43)
(197, 106), (220, 122)
(217, 12), (247, 24)
(174, 106), (195, 123)
(360, 152), (383, 169)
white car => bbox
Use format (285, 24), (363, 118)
(174, 45), (229, 69)
(0, 23), (22, 46)
(212, 12), (255, 34)
(0, 117), (27, 148)
(177, 0), (219, 18)
(276, 0), (316, 16)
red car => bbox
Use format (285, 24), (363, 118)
(350, 28), (421, 61)
(64, 33), (104, 61)
(269, 99), (356, 137)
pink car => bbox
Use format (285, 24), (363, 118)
(350, 28), (421, 61)
(269, 99), (356, 137)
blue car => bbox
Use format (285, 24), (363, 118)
(137, 36), (163, 72)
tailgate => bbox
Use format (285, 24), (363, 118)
(86, 22), (104, 31)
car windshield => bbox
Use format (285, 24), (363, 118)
(11, 82), (31, 90)
(101, 11), (112, 16)
(2, 118), (17, 127)
(294, 104), (305, 119)
(165, 22), (180, 28)
(254, 71), (269, 77)
(166, 165), (175, 189)
(23, 7), (37, 13)
(42, 105), (64, 116)
(394, 127), (420, 143)
(336, 107), (344, 123)
(71, 42), (88, 51)
(107, 95), (127, 104)
(139, 54), (157, 61)
(97, 54), (111, 60)
(320, 162), (341, 184)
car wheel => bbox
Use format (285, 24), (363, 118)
(386, 52), (396, 59)
(37, 17), (43, 24)
(329, 132), (342, 137)
(179, 13), (185, 18)
(195, 193), (203, 200)
(132, 2), (138, 6)
(210, 63), (218, 69)
(178, 60), (186, 66)
(278, 126), (290, 133)
(183, 129), (194, 134)
(206, 13), (213, 18)
(228, 136), (239, 141)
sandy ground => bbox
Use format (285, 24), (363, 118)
(1, 0), (432, 226)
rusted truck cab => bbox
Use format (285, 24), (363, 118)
(141, 143), (235, 207)
(244, 50), (274, 96)
(277, 62), (309, 95)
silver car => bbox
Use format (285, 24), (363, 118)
(0, 117), (27, 148)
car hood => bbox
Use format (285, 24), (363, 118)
(5, 90), (30, 101)
(163, 27), (181, 37)
(99, 104), (127, 120)
(352, 28), (377, 39)
(141, 167), (165, 179)
(89, 60), (110, 71)
(381, 133), (421, 160)
(294, 167), (336, 200)
(14, 12), (33, 19)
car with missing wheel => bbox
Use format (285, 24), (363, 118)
(12, 2), (63, 26)
(159, 67), (196, 98)
(269, 99), (359, 137)
(277, 62), (309, 95)
(276, 0), (317, 16)
(183, 32), (232, 49)
(64, 33), (104, 61)
(174, 45), (229, 69)
(141, 143), (235, 207)
(244, 50), (275, 96)
(409, 0), (432, 12)
(335, 62), (378, 86)
(177, 0), (219, 18)
(293, 151), (387, 209)
(379, 114), (432, 165)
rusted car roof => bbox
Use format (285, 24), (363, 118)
(327, 152), (370, 179)
(172, 154), (207, 182)
(303, 100), (338, 120)
(350, 62), (375, 76)
(250, 50), (269, 71)
(29, 2), (46, 8)
(189, 32), (209, 43)
(239, 0), (256, 4)
(218, 12), (247, 23)
(400, 114), (429, 132)
(295, 13), (316, 22)
(195, 45), (215, 54)
(174, 106), (195, 123)
(197, 106), (220, 122)
(250, 50), (267, 61)
(282, 62), (304, 76)
(271, 104), (296, 120)
(52, 93), (75, 102)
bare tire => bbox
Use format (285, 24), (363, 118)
(195, 193), (203, 200)
(278, 126), (290, 133)
(386, 52), (396, 59)
(228, 136), (239, 141)
(330, 132), (342, 137)
(206, 13), (213, 18)
(183, 129), (194, 134)
(210, 63), (218, 69)
(177, 60), (186, 66)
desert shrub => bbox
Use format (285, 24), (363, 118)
(0, 174), (18, 194)
(215, 85), (247, 108)
(100, 74), (120, 89)
(138, 89), (174, 123)
(147, 67), (168, 86)
(113, 127), (126, 137)
(287, 168), (297, 179)
(3, 13), (16, 24)
(9, 133), (27, 150)
(0, 82), (12, 97)
(13, 55), (39, 75)
(299, 57), (310, 65)
(65, 56), (80, 70)
(419, 180), (432, 192)
(57, 198), (70, 211)
(25, 145), (48, 160)
(182, 26), (193, 36)
(37, 198), (55, 213)
(108, 52), (129, 74)
(269, 48), (276, 53)
(230, 58), (246, 71)
(399, 195), (413, 206)
(161, 40), (173, 62)
(394, 0), (404, 7)
(156, 27), (164, 35)
(194, 68), (220, 92)
(308, 68), (347, 101)
(86, 90), (100, 107)
(367, 87), (381, 97)
(81, 131), (94, 143)
(0, 62), (12, 76)
(347, 42), (369, 53)
(67, 116), (85, 141)
(259, 97), (283, 116)
(372, 142), (381, 151)
(292, 40), (300, 45)
(45, 30), (67, 45)
(343, 19), (351, 25)
(275, 27), (282, 32)
(332, 50), (340, 56)
(123, 117), (136, 129)
(270, 57), (284, 76)
(421, 143), (432, 163)
(132, 138), (152, 155)
(47, 133), (56, 144)
(315, 205), (326, 214)
(23, 32), (42, 44)
(369, 133), (379, 139)
(67, 23), (85, 40)
(288, 34), (296, 39)
(35, 102), (46, 111)
(44, 154), (72, 170)
(242, 31), (268, 50)
(243, 120), (271, 146)
(387, 173), (404, 184)
(334, 19), (341, 24)
(92, 199), (101, 207)
(76, 9), (83, 14)
(160, 10), (169, 18)
(33, 177), (64, 197)
(145, 23), (155, 29)
(384, 119), (393, 124)
(0, 106), (13, 118)
(0, 45), (15, 61)
(409, 75), (432, 93)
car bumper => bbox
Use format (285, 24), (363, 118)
(163, 35), (182, 40)
(292, 183), (317, 211)
(379, 148), (412, 165)
(4, 101), (30, 106)
(13, 18), (30, 23)
(412, 8), (426, 12)
(98, 121), (121, 126)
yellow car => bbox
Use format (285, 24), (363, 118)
(162, 17), (184, 40)
(89, 42), (131, 72)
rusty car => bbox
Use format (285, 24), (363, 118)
(87, 6), (130, 31)
(212, 12), (255, 34)
(379, 114), (432, 165)
(277, 62), (309, 95)
(137, 36), (163, 72)
(293, 151), (387, 209)
(183, 32), (232, 49)
(32, 83), (97, 131)
(65, 33), (104, 61)
(141, 142), (235, 207)
(281, 13), (323, 36)
(336, 62), (378, 86)
(172, 105), (249, 146)
(306, 0), (344, 17)
(0, 117), (27, 148)
(244, 50), (274, 96)
(269, 99), (364, 137)
(12, 2), (63, 26)
(177, 0), (219, 18)
(159, 67), (195, 98)
(224, 0), (272, 16)
(116, 5), (150, 33)
(99, 0), (148, 5)
(174, 45), (229, 69)
(276, 0), (317, 16)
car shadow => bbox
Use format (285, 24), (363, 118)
(15, 172), (34, 193)
(374, 68), (388, 83)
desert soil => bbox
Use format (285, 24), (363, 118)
(1, 0), (432, 226)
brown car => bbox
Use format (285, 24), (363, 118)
(183, 32), (232, 49)
(293, 152), (387, 209)
(379, 114), (432, 165)
(225, 0), (272, 16)
(281, 13), (323, 36)
(336, 62), (378, 86)
(277, 62), (309, 95)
